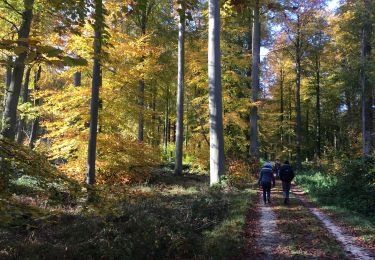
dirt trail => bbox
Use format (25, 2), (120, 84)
(256, 192), (279, 259)
(292, 186), (375, 260)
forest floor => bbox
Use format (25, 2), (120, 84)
(243, 181), (375, 259)
(0, 164), (256, 259)
(1, 139), (375, 259)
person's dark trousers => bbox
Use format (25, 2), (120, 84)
(282, 181), (291, 204)
(261, 182), (271, 203)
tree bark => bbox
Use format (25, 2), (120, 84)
(185, 96), (189, 148)
(138, 79), (144, 142)
(295, 15), (302, 169)
(315, 55), (321, 158)
(16, 66), (31, 144)
(175, 8), (185, 175)
(288, 79), (292, 160)
(138, 22), (146, 143)
(151, 88), (157, 145)
(361, 0), (373, 156)
(2, 57), (12, 124)
(280, 68), (284, 144)
(87, 0), (103, 185)
(163, 85), (169, 151)
(250, 0), (260, 159)
(29, 66), (41, 149)
(208, 0), (225, 185)
(1, 0), (34, 140)
(5, 58), (12, 89)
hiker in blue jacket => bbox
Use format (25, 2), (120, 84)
(279, 160), (295, 205)
(258, 162), (276, 204)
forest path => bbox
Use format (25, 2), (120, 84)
(256, 191), (283, 259)
(291, 186), (375, 260)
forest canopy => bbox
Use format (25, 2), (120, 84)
(0, 0), (374, 184)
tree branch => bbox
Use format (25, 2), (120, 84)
(0, 15), (19, 32)
(1, 0), (22, 15)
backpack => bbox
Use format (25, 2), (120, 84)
(281, 165), (294, 182)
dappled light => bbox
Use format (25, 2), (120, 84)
(0, 0), (374, 258)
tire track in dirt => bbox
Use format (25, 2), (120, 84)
(292, 186), (375, 260)
(256, 192), (280, 259)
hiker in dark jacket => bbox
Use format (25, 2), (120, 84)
(279, 160), (295, 204)
(258, 162), (276, 204)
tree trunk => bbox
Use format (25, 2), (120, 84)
(163, 86), (169, 151)
(250, 0), (260, 159)
(185, 96), (189, 148)
(138, 22), (146, 143)
(2, 57), (13, 126)
(175, 9), (185, 175)
(280, 68), (284, 144)
(315, 55), (321, 158)
(361, 0), (373, 156)
(5, 58), (12, 89)
(29, 66), (41, 149)
(138, 79), (144, 142)
(151, 88), (157, 145)
(306, 105), (309, 146)
(1, 0), (34, 140)
(16, 66), (31, 144)
(74, 71), (82, 87)
(208, 0), (225, 185)
(3, 57), (13, 107)
(86, 0), (103, 185)
(295, 16), (302, 169)
(288, 79), (292, 160)
(168, 118), (171, 143)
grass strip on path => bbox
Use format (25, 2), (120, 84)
(271, 183), (347, 259)
(292, 186), (375, 260)
(295, 175), (375, 252)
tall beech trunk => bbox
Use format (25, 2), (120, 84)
(138, 79), (144, 142)
(185, 96), (189, 148)
(175, 9), (185, 175)
(5, 58), (12, 89)
(3, 57), (13, 106)
(288, 82), (292, 160)
(29, 66), (41, 149)
(138, 23), (146, 143)
(151, 88), (157, 145)
(250, 0), (260, 159)
(208, 0), (225, 185)
(280, 68), (284, 144)
(74, 71), (82, 87)
(2, 57), (13, 124)
(295, 15), (302, 169)
(163, 86), (170, 151)
(168, 118), (171, 143)
(87, 0), (103, 185)
(361, 0), (373, 156)
(16, 66), (31, 144)
(315, 55), (321, 158)
(1, 0), (34, 140)
(305, 105), (309, 148)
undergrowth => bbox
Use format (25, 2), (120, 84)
(296, 157), (375, 216)
(0, 139), (254, 259)
(296, 157), (375, 249)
